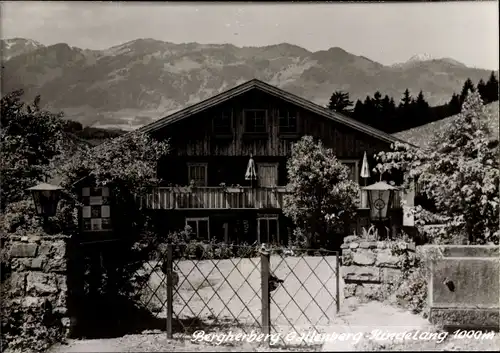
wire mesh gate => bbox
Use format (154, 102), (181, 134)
(264, 249), (341, 349)
(133, 243), (263, 336)
(131, 244), (340, 348)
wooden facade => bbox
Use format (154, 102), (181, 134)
(136, 79), (408, 244)
(152, 89), (388, 159)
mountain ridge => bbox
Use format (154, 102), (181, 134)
(1, 37), (496, 131)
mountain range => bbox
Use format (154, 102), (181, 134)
(0, 37), (496, 131)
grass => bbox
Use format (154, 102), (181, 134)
(393, 101), (499, 149)
(136, 255), (341, 342)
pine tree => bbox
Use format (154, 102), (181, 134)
(477, 79), (488, 103)
(459, 78), (475, 105)
(362, 96), (376, 128)
(381, 95), (391, 112)
(373, 91), (383, 110)
(448, 93), (461, 115)
(352, 99), (365, 124)
(415, 90), (432, 124)
(416, 91), (429, 108)
(381, 95), (397, 132)
(485, 71), (499, 103)
(327, 90), (353, 115)
(400, 89), (412, 108)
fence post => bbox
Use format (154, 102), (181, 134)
(261, 251), (271, 342)
(166, 244), (173, 339)
(336, 251), (340, 314)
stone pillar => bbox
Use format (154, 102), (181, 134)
(7, 234), (72, 336)
(341, 235), (416, 301)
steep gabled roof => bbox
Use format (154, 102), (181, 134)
(138, 79), (407, 145)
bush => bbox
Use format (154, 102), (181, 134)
(389, 245), (434, 317)
(236, 242), (258, 258)
(393, 266), (428, 316)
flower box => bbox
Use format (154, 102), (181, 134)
(226, 187), (244, 193)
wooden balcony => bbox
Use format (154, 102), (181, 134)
(138, 186), (403, 211)
(138, 186), (288, 210)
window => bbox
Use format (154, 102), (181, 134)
(340, 160), (359, 184)
(257, 163), (278, 187)
(187, 163), (207, 186)
(186, 217), (210, 240)
(278, 110), (297, 134)
(244, 109), (267, 133)
(257, 214), (279, 244)
(213, 110), (232, 134)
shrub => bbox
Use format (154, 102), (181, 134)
(236, 242), (258, 258)
(393, 265), (428, 316)
(388, 245), (440, 317)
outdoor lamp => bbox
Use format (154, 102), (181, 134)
(362, 181), (398, 221)
(27, 183), (63, 218)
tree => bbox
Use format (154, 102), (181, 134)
(283, 136), (359, 249)
(447, 93), (461, 116)
(415, 91), (428, 108)
(374, 90), (499, 245)
(352, 99), (366, 125)
(327, 90), (353, 115)
(400, 89), (412, 108)
(459, 78), (475, 105)
(477, 79), (488, 103)
(415, 90), (432, 124)
(59, 130), (169, 217)
(0, 90), (69, 210)
(485, 71), (499, 103)
(373, 91), (383, 111)
(381, 95), (397, 132)
(361, 95), (376, 127)
(1, 124), (170, 351)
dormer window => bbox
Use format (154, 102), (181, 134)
(213, 110), (232, 135)
(244, 109), (267, 133)
(278, 110), (298, 134)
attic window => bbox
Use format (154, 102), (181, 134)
(244, 109), (267, 133)
(213, 110), (232, 135)
(278, 110), (297, 134)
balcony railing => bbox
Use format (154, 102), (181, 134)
(138, 186), (403, 211)
(138, 186), (287, 210)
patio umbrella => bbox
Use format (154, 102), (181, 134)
(245, 153), (257, 187)
(360, 151), (371, 208)
(360, 151), (371, 185)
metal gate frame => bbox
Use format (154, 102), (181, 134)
(261, 249), (341, 348)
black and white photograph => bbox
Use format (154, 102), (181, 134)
(0, 1), (499, 352)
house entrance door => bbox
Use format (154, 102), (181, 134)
(257, 214), (279, 244)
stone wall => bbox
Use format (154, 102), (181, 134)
(341, 235), (416, 301)
(6, 234), (72, 335)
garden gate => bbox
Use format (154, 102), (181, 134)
(74, 242), (341, 349)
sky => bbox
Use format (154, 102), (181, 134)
(1, 1), (498, 70)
